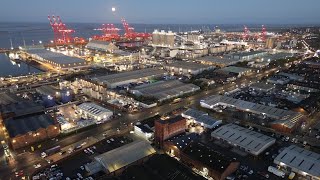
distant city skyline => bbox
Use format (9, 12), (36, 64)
(0, 0), (320, 24)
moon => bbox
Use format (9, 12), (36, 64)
(112, 7), (116, 12)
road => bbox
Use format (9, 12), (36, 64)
(0, 66), (281, 179)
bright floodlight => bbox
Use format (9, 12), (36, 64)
(112, 7), (116, 12)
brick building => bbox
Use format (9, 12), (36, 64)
(155, 115), (186, 147)
(4, 113), (60, 150)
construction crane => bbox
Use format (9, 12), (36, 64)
(48, 15), (75, 44)
(121, 18), (151, 40)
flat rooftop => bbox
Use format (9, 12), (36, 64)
(274, 145), (320, 177)
(137, 154), (205, 180)
(92, 68), (167, 86)
(220, 66), (252, 74)
(259, 52), (293, 61)
(166, 133), (199, 150)
(183, 142), (234, 173)
(156, 115), (185, 125)
(231, 50), (266, 57)
(197, 56), (242, 66)
(166, 61), (213, 70)
(250, 82), (275, 91)
(212, 124), (276, 154)
(132, 80), (200, 100)
(26, 49), (86, 65)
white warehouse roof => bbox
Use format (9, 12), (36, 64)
(94, 140), (156, 173)
(78, 102), (112, 117)
(132, 80), (200, 101)
(200, 95), (304, 129)
(182, 108), (222, 129)
(274, 145), (320, 178)
(211, 123), (276, 155)
(92, 68), (167, 88)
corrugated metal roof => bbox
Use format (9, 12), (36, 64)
(274, 145), (320, 177)
(94, 140), (156, 173)
(4, 113), (56, 137)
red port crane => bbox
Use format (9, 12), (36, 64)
(243, 25), (249, 41)
(261, 25), (267, 42)
(121, 18), (151, 40)
(92, 23), (120, 41)
(48, 15), (75, 44)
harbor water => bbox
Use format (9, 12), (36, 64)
(0, 53), (42, 77)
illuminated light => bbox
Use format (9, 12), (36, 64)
(12, 139), (16, 143)
(112, 7), (116, 12)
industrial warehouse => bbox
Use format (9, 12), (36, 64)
(226, 50), (267, 60)
(211, 123), (276, 156)
(200, 95), (305, 132)
(4, 113), (60, 149)
(196, 56), (244, 67)
(130, 80), (200, 101)
(164, 61), (214, 76)
(77, 102), (113, 121)
(219, 66), (252, 77)
(25, 48), (87, 69)
(274, 145), (320, 180)
(85, 40), (118, 52)
(91, 68), (167, 88)
(181, 108), (222, 129)
(85, 140), (156, 175)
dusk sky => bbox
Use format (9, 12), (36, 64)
(0, 0), (319, 24)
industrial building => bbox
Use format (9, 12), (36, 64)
(267, 75), (290, 85)
(209, 45), (238, 54)
(85, 40), (118, 52)
(77, 102), (113, 121)
(196, 56), (243, 67)
(131, 80), (200, 102)
(211, 124), (276, 156)
(0, 92), (22, 105)
(85, 140), (156, 175)
(219, 66), (252, 77)
(182, 108), (222, 129)
(164, 61), (214, 76)
(26, 49), (87, 69)
(91, 68), (167, 88)
(274, 145), (320, 180)
(155, 115), (186, 147)
(181, 142), (240, 180)
(278, 72), (304, 82)
(200, 95), (304, 133)
(36, 85), (73, 107)
(226, 51), (267, 60)
(0, 101), (44, 119)
(134, 124), (154, 141)
(4, 113), (60, 149)
(152, 30), (175, 47)
(249, 82), (275, 92)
